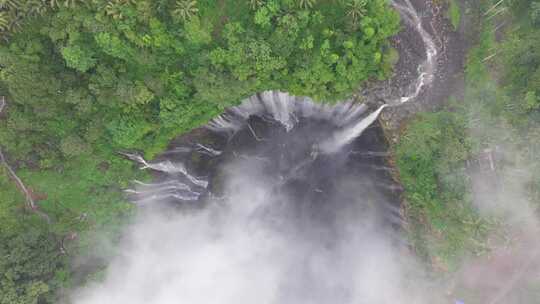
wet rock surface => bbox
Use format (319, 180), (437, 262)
(135, 95), (404, 233)
(376, 0), (466, 141)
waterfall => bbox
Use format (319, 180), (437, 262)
(115, 0), (444, 219)
(195, 144), (222, 156)
(318, 105), (388, 154)
(206, 92), (367, 134)
(78, 1), (452, 302)
(120, 93), (404, 206)
(101, 83), (409, 304)
(122, 0), (440, 204)
(120, 152), (208, 204)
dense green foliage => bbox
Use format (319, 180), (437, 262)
(396, 0), (540, 273)
(0, 151), (141, 303)
(395, 108), (490, 270)
(2, 0), (539, 302)
(0, 168), (68, 304)
(448, 0), (461, 30)
(0, 1), (400, 303)
(0, 0), (399, 161)
(0, 227), (67, 304)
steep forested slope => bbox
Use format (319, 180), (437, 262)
(395, 1), (540, 299)
(0, 0), (399, 159)
(0, 1), (400, 302)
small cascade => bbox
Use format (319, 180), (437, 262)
(119, 152), (185, 174)
(126, 180), (204, 204)
(390, 0), (438, 104)
(195, 144), (222, 156)
(319, 105), (388, 154)
(337, 103), (369, 127)
(207, 115), (244, 134)
(126, 181), (192, 194)
(120, 152), (208, 204)
(260, 91), (295, 131)
(130, 191), (201, 205)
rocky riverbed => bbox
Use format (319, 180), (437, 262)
(376, 0), (467, 142)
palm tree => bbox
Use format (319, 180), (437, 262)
(105, 0), (124, 19)
(346, 0), (367, 25)
(46, 0), (60, 8)
(6, 9), (22, 32)
(249, 0), (264, 10)
(103, 0), (136, 19)
(173, 0), (198, 22)
(23, 0), (48, 16)
(46, 0), (81, 8)
(62, 0), (80, 8)
(297, 0), (315, 9)
(0, 12), (9, 32)
(0, 0), (20, 10)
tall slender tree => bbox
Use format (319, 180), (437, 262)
(61, 0), (80, 8)
(296, 0), (315, 9)
(173, 0), (198, 22)
(346, 0), (367, 26)
(0, 11), (9, 32)
(23, 0), (49, 16)
(0, 0), (19, 10)
(249, 0), (264, 10)
(105, 0), (128, 19)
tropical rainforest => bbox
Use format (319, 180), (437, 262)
(0, 0), (400, 302)
(395, 0), (540, 299)
(2, 0), (540, 302)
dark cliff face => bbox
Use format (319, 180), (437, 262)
(156, 106), (402, 225)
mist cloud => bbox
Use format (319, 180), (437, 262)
(72, 154), (436, 304)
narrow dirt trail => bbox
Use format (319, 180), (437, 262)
(0, 96), (50, 223)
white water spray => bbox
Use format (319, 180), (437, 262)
(319, 105), (387, 154)
(119, 152), (208, 202)
(206, 92), (368, 134)
(196, 144), (222, 156)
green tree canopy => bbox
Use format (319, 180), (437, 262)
(0, 0), (399, 162)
